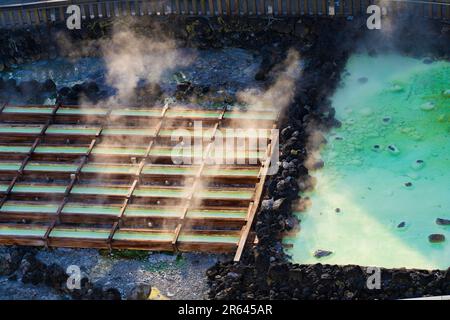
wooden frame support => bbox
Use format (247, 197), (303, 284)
(0, 103), (279, 257)
(234, 127), (279, 261)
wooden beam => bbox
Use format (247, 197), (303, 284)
(234, 127), (279, 261)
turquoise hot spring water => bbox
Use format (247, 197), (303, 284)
(285, 53), (450, 270)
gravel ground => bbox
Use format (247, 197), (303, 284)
(0, 247), (229, 300)
(31, 248), (229, 300)
(0, 276), (63, 300)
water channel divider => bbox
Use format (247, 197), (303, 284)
(234, 126), (278, 261)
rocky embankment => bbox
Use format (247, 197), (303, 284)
(206, 17), (449, 300)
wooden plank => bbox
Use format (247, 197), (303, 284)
(193, 0), (198, 14)
(237, 0), (242, 14)
(354, 0), (361, 15)
(201, 0), (206, 13)
(209, 0), (215, 14)
(312, 0), (317, 14)
(226, 0), (231, 14)
(445, 0), (450, 20)
(243, 0), (249, 14)
(234, 128), (278, 261)
(233, 203), (253, 261)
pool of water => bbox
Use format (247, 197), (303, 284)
(285, 53), (450, 270)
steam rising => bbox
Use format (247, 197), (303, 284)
(236, 50), (301, 113)
(101, 23), (192, 105)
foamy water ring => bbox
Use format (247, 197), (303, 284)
(420, 101), (435, 111)
(372, 144), (382, 152)
(389, 84), (404, 92)
(411, 159), (425, 170)
(387, 144), (400, 155)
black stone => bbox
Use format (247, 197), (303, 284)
(397, 221), (406, 228)
(436, 218), (450, 226)
(314, 250), (333, 258)
(428, 234), (445, 243)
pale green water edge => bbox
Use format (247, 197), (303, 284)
(285, 54), (450, 270)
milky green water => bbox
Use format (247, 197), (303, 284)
(286, 54), (450, 270)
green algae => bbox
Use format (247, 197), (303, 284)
(81, 164), (139, 174)
(178, 233), (239, 244)
(124, 206), (183, 217)
(141, 165), (197, 175)
(166, 110), (221, 118)
(50, 228), (110, 239)
(25, 163), (78, 172)
(71, 186), (129, 196)
(223, 112), (277, 120)
(35, 146), (89, 154)
(92, 146), (147, 156)
(0, 226), (47, 237)
(203, 167), (259, 177)
(3, 106), (54, 114)
(197, 189), (253, 200)
(186, 209), (247, 219)
(0, 125), (43, 134)
(62, 204), (121, 216)
(102, 128), (156, 136)
(0, 202), (59, 213)
(111, 109), (161, 117)
(0, 162), (21, 171)
(46, 126), (99, 135)
(0, 146), (31, 153)
(57, 108), (107, 115)
(12, 184), (66, 193)
(286, 54), (450, 270)
(133, 187), (189, 198)
(113, 231), (173, 241)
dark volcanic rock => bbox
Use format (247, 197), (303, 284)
(126, 282), (152, 300)
(436, 218), (450, 225)
(357, 77), (368, 84)
(428, 234), (446, 243)
(0, 247), (28, 276)
(397, 221), (406, 228)
(314, 250), (333, 258)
